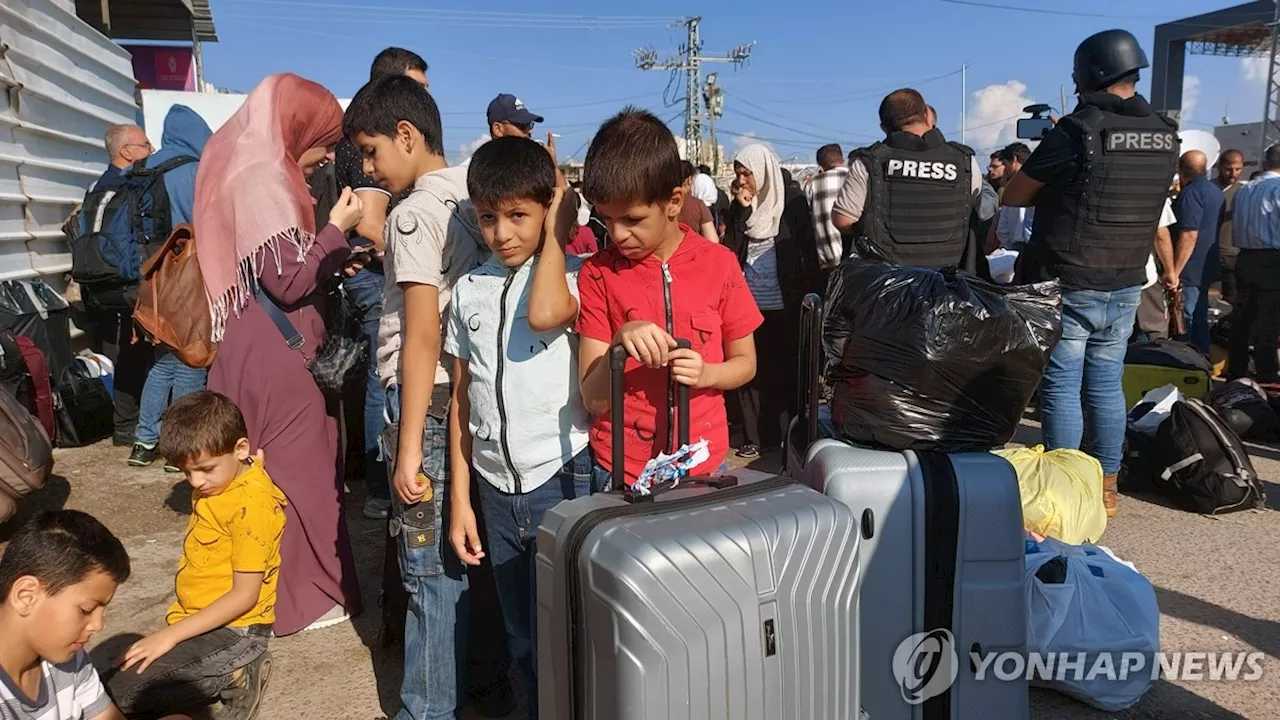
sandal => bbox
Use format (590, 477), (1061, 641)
(217, 652), (272, 720)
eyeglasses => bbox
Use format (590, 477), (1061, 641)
(125, 142), (154, 152)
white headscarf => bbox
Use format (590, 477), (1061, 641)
(734, 143), (784, 241)
(691, 172), (719, 207)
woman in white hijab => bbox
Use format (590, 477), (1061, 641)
(725, 143), (791, 459)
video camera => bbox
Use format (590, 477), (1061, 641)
(1016, 104), (1055, 141)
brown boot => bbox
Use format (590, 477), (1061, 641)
(1103, 473), (1118, 517)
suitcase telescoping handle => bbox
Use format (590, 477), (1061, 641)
(609, 340), (737, 501)
(785, 293), (823, 474)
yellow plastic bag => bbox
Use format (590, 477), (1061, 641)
(994, 445), (1107, 544)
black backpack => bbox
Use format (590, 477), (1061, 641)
(1150, 398), (1267, 514)
(68, 156), (197, 310)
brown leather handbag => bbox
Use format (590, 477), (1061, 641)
(0, 384), (53, 522)
(133, 224), (218, 368)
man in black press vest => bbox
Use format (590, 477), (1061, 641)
(831, 88), (987, 269)
(1001, 29), (1178, 519)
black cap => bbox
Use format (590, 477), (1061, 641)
(1073, 29), (1149, 94)
(486, 94), (544, 127)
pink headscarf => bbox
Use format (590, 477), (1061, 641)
(193, 73), (344, 341)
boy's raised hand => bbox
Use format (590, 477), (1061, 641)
(448, 502), (485, 567)
(328, 187), (365, 234)
(616, 321), (677, 369)
(118, 627), (180, 674)
(670, 347), (711, 388)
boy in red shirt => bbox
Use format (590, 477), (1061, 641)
(577, 108), (762, 486)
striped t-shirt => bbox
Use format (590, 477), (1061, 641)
(0, 651), (112, 720)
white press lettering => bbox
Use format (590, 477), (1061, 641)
(887, 159), (903, 175)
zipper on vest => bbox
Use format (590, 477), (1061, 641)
(662, 262), (675, 453)
(496, 272), (523, 492)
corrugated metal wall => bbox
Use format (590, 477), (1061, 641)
(0, 0), (137, 294)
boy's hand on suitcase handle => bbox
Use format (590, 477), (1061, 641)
(615, 321), (677, 369)
(670, 347), (710, 389)
(449, 502), (485, 566)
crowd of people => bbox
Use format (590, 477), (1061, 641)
(2, 24), (1279, 720)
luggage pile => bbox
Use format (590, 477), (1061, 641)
(793, 293), (1033, 719)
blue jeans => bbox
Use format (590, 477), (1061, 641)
(346, 271), (388, 499)
(1176, 283), (1212, 355)
(134, 350), (207, 445)
(477, 448), (599, 719)
(1040, 286), (1141, 475)
(387, 384), (469, 720)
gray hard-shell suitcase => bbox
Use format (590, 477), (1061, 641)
(789, 294), (1029, 719)
(537, 343), (863, 720)
(804, 442), (1029, 720)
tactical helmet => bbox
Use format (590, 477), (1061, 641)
(1073, 29), (1149, 94)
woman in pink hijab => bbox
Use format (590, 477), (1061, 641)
(193, 73), (364, 634)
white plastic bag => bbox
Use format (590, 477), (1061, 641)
(1024, 537), (1160, 711)
(1128, 384), (1184, 436)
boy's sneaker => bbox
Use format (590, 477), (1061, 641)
(128, 443), (158, 467)
(363, 496), (391, 520)
(467, 677), (516, 718)
(217, 651), (272, 720)
(736, 444), (761, 460)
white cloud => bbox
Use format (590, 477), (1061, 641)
(1243, 54), (1270, 84)
(730, 131), (775, 158)
(1181, 75), (1201, 124)
(456, 133), (491, 163)
(964, 80), (1035, 152)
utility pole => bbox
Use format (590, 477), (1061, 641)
(960, 63), (967, 145)
(635, 17), (752, 167)
(705, 72), (725, 173)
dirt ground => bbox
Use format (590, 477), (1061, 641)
(2, 419), (1277, 720)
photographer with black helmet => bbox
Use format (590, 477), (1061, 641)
(1001, 29), (1179, 519)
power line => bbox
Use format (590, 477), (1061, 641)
(723, 91), (882, 140)
(216, 11), (668, 30)
(725, 68), (963, 107)
(219, 0), (677, 24)
(236, 22), (641, 75)
(938, 0), (1161, 19)
(438, 93), (654, 116)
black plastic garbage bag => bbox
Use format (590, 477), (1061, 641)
(824, 261), (1062, 452)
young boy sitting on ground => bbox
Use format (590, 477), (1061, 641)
(576, 107), (764, 487)
(445, 136), (596, 718)
(107, 391), (284, 720)
(0, 510), (132, 720)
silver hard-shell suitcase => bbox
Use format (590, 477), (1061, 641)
(537, 343), (863, 720)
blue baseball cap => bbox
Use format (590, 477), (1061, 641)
(486, 94), (544, 127)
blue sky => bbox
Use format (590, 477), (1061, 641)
(201, 0), (1271, 164)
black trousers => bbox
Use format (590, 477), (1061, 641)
(84, 306), (153, 445)
(738, 309), (795, 450)
(1228, 249), (1280, 382)
(1220, 254), (1240, 307)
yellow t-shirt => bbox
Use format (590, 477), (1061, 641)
(166, 463), (287, 628)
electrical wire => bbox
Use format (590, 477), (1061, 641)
(938, 0), (1163, 19)
(231, 22), (642, 75)
(216, 12), (669, 30)
(219, 0), (677, 24)
(723, 68), (964, 107)
(722, 91), (882, 141)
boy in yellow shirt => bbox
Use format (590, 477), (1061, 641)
(107, 391), (285, 720)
